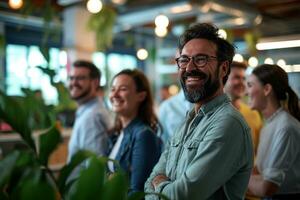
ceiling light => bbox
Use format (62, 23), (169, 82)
(277, 59), (286, 67)
(137, 48), (148, 60)
(155, 26), (168, 37)
(281, 64), (300, 73)
(218, 29), (227, 39)
(155, 15), (169, 28)
(264, 58), (274, 64)
(8, 0), (23, 9)
(87, 0), (102, 14)
(170, 4), (192, 14)
(111, 0), (126, 5)
(248, 56), (258, 67)
(254, 14), (263, 25)
(234, 17), (246, 25)
(256, 39), (300, 50)
(233, 54), (244, 62)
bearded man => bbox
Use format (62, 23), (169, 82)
(145, 23), (254, 200)
(67, 60), (112, 167)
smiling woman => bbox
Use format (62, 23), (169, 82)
(246, 64), (300, 199)
(107, 69), (162, 194)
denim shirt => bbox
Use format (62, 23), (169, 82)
(109, 118), (162, 193)
(145, 94), (253, 200)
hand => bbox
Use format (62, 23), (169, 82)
(151, 174), (169, 189)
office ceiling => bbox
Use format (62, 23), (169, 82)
(0, 0), (300, 38)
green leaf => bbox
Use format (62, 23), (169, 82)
(19, 180), (56, 200)
(53, 82), (77, 112)
(67, 157), (107, 200)
(16, 168), (56, 200)
(21, 88), (55, 130)
(57, 150), (96, 194)
(128, 191), (146, 200)
(0, 151), (20, 189)
(87, 6), (117, 51)
(0, 90), (35, 152)
(36, 66), (56, 81)
(4, 152), (38, 197)
(39, 46), (50, 63)
(38, 125), (62, 166)
(0, 192), (8, 200)
(101, 171), (129, 200)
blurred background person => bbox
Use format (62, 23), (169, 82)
(158, 50), (193, 147)
(158, 89), (192, 147)
(67, 60), (112, 165)
(246, 64), (300, 199)
(159, 84), (171, 102)
(224, 61), (263, 155)
(96, 85), (110, 109)
(107, 69), (162, 193)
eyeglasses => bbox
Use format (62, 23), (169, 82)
(175, 54), (217, 69)
(68, 75), (90, 81)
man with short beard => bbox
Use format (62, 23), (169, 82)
(224, 61), (262, 155)
(67, 60), (112, 168)
(145, 23), (253, 200)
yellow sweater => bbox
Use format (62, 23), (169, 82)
(239, 102), (263, 155)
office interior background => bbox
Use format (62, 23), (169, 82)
(0, 0), (300, 106)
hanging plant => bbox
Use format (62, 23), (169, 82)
(19, 0), (62, 48)
(87, 6), (117, 51)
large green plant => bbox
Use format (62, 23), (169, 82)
(87, 6), (117, 51)
(0, 91), (168, 200)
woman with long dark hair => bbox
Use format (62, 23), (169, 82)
(107, 69), (162, 193)
(246, 64), (300, 199)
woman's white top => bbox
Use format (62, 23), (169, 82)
(108, 131), (124, 172)
(256, 107), (300, 194)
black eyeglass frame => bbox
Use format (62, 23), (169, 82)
(175, 54), (218, 69)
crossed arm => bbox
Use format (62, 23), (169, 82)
(145, 116), (252, 200)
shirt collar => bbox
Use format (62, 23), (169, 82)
(188, 93), (230, 117)
(123, 117), (142, 133)
(76, 97), (98, 116)
(266, 106), (284, 123)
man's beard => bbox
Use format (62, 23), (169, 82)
(70, 85), (92, 102)
(180, 69), (220, 103)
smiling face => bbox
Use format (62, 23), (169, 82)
(109, 74), (145, 121)
(224, 67), (246, 101)
(179, 38), (226, 104)
(246, 74), (267, 111)
(68, 67), (98, 104)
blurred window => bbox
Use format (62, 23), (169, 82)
(92, 52), (137, 86)
(6, 44), (67, 105)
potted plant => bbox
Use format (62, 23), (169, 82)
(0, 91), (168, 200)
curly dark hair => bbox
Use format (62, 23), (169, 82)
(178, 23), (235, 84)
